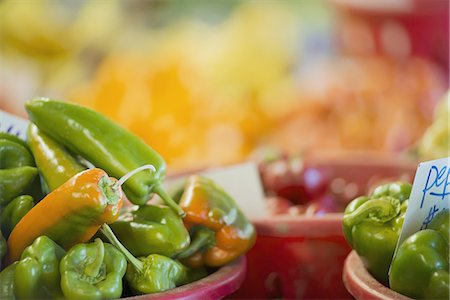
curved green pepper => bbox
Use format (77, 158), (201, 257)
(0, 195), (34, 239)
(25, 98), (183, 216)
(60, 238), (127, 300)
(110, 204), (190, 258)
(14, 235), (66, 299)
(390, 210), (449, 299)
(0, 135), (38, 206)
(101, 224), (188, 294)
(342, 182), (411, 286)
(27, 123), (85, 192)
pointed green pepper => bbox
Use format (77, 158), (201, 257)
(27, 123), (85, 192)
(25, 98), (184, 216)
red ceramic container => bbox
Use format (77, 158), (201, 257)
(126, 256), (246, 300)
(343, 251), (412, 300)
(231, 154), (417, 299)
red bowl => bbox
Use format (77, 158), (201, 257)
(343, 251), (412, 300)
(126, 256), (246, 300)
(231, 154), (417, 299)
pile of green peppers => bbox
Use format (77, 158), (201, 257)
(343, 181), (450, 299)
(0, 98), (254, 298)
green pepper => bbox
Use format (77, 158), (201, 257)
(25, 98), (183, 216)
(390, 210), (449, 299)
(27, 123), (85, 192)
(342, 182), (411, 286)
(110, 204), (190, 258)
(14, 235), (66, 299)
(0, 195), (34, 239)
(0, 230), (7, 261)
(60, 238), (127, 300)
(0, 135), (38, 206)
(101, 224), (188, 294)
(0, 262), (17, 299)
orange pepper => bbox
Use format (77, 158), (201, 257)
(7, 168), (123, 263)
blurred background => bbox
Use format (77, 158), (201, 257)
(1, 0), (448, 172)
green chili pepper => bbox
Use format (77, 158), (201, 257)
(25, 98), (183, 216)
(101, 224), (188, 294)
(342, 182), (411, 286)
(27, 123), (85, 192)
(389, 210), (449, 299)
(0, 195), (34, 239)
(110, 204), (190, 258)
(0, 230), (7, 261)
(14, 236), (66, 299)
(0, 262), (17, 299)
(0, 135), (38, 206)
(60, 238), (127, 300)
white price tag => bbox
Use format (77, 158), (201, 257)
(167, 162), (268, 219)
(394, 157), (450, 257)
(0, 110), (30, 140)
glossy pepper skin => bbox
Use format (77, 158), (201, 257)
(177, 175), (256, 267)
(0, 135), (38, 206)
(101, 224), (188, 294)
(0, 262), (17, 299)
(14, 236), (66, 299)
(110, 204), (190, 258)
(27, 123), (85, 192)
(60, 238), (127, 300)
(25, 98), (183, 216)
(390, 210), (449, 299)
(0, 195), (34, 239)
(7, 168), (123, 263)
(342, 182), (411, 286)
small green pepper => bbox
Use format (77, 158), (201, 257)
(0, 262), (17, 299)
(110, 204), (190, 258)
(0, 195), (34, 239)
(0, 136), (38, 206)
(390, 210), (449, 299)
(60, 238), (127, 300)
(101, 224), (188, 294)
(27, 123), (85, 192)
(25, 98), (183, 216)
(342, 182), (411, 286)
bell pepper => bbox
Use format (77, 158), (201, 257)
(6, 168), (124, 263)
(342, 182), (411, 286)
(109, 204), (190, 258)
(27, 123), (85, 192)
(176, 175), (256, 267)
(0, 195), (34, 239)
(14, 235), (66, 299)
(60, 238), (127, 300)
(100, 224), (188, 294)
(25, 98), (184, 216)
(0, 262), (16, 299)
(0, 135), (38, 206)
(0, 230), (6, 261)
(389, 210), (449, 299)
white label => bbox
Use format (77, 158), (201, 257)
(167, 162), (268, 219)
(395, 157), (450, 252)
(0, 110), (29, 140)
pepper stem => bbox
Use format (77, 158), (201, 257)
(175, 227), (216, 260)
(84, 238), (105, 277)
(343, 196), (401, 228)
(100, 224), (144, 273)
(114, 164), (156, 189)
(154, 184), (186, 218)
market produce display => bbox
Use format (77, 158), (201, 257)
(0, 98), (256, 298)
